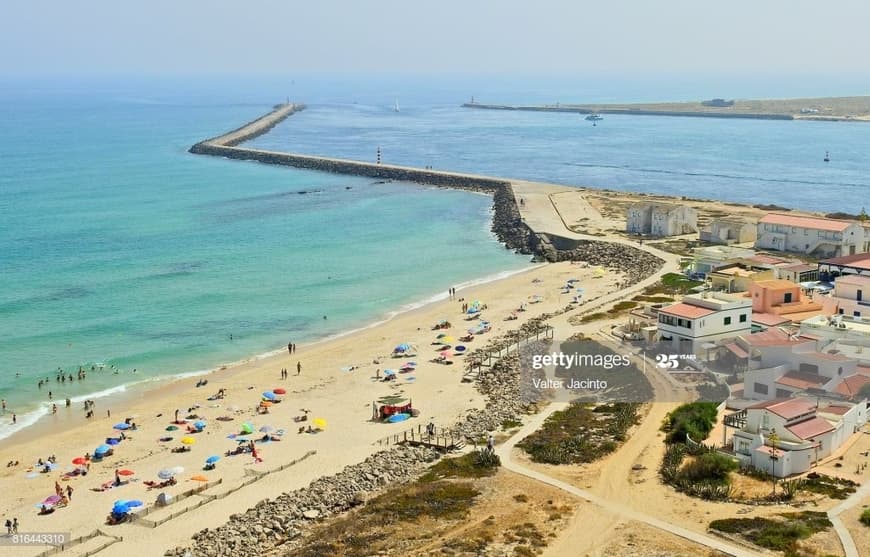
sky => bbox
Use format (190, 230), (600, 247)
(3, 0), (870, 77)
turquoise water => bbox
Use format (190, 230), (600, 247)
(2, 75), (870, 438)
(0, 78), (533, 438)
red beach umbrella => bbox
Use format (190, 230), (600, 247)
(273, 388), (287, 395)
(72, 457), (88, 465)
(118, 469), (135, 476)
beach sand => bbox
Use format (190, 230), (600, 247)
(0, 261), (623, 557)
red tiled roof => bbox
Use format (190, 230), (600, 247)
(724, 342), (749, 358)
(786, 417), (835, 440)
(742, 328), (810, 347)
(660, 303), (715, 319)
(747, 398), (816, 419)
(820, 253), (870, 270)
(818, 405), (851, 416)
(760, 213), (853, 232)
(744, 255), (793, 266)
(775, 371), (827, 390)
(834, 374), (870, 397)
(781, 264), (818, 272)
(805, 351), (852, 362)
(752, 312), (791, 327)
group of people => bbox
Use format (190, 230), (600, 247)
(279, 362), (302, 379)
(4, 518), (19, 534)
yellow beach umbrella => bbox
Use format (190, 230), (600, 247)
(260, 401), (272, 407)
(312, 418), (327, 430)
(439, 336), (456, 344)
(180, 436), (196, 445)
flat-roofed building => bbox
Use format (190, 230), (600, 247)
(814, 274), (870, 319)
(818, 253), (870, 280)
(749, 279), (824, 325)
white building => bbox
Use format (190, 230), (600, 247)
(800, 314), (870, 344)
(627, 202), (698, 237)
(755, 213), (868, 258)
(689, 245), (757, 276)
(700, 218), (757, 245)
(728, 398), (866, 477)
(657, 292), (752, 353)
(814, 274), (870, 319)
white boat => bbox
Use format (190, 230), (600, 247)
(394, 98), (400, 112)
(585, 113), (602, 121)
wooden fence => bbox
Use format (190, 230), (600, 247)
(31, 529), (122, 557)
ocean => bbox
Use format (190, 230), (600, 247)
(1, 74), (869, 439)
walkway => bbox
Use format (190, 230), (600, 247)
(496, 405), (763, 557)
(827, 479), (870, 557)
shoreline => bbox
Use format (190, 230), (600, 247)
(0, 262), (540, 448)
(462, 94), (870, 122)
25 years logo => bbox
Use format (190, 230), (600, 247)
(655, 354), (680, 369)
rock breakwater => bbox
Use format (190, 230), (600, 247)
(167, 445), (439, 557)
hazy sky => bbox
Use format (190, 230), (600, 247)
(3, 0), (869, 76)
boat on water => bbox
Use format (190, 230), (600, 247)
(585, 113), (603, 121)
(394, 98), (400, 112)
(824, 150), (830, 162)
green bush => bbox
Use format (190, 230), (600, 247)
(661, 402), (719, 443)
(860, 508), (870, 527)
(679, 452), (738, 484)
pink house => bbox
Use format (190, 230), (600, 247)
(749, 279), (824, 325)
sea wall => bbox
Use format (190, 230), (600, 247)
(462, 103), (795, 121)
(190, 142), (537, 255)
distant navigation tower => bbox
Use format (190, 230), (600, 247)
(377, 146), (381, 165)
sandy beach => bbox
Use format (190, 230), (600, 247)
(0, 261), (623, 556)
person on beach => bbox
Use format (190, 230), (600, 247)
(487, 434), (494, 454)
(66, 485), (73, 501)
(12, 413), (16, 424)
(48, 391), (52, 400)
(12, 518), (17, 534)
(114, 469), (121, 486)
(5, 519), (11, 534)
(288, 342), (292, 355)
(297, 361), (301, 376)
(1, 399), (6, 413)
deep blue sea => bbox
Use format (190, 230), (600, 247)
(2, 74), (869, 439)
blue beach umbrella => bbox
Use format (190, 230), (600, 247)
(105, 438), (120, 446)
(193, 420), (207, 430)
(262, 391), (276, 401)
(205, 455), (220, 465)
(112, 502), (130, 515)
(113, 423), (131, 430)
(95, 444), (111, 455)
(126, 500), (143, 508)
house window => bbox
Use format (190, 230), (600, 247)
(854, 311), (861, 317)
(724, 316), (732, 326)
(762, 413), (770, 428)
(784, 292), (793, 303)
(739, 314), (747, 323)
(754, 383), (769, 395)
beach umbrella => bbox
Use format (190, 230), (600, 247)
(193, 420), (207, 430)
(439, 336), (456, 344)
(126, 500), (143, 508)
(42, 495), (62, 506)
(117, 469), (135, 477)
(273, 388), (286, 395)
(72, 457), (88, 465)
(95, 444), (111, 455)
(112, 502), (130, 514)
(205, 456), (220, 465)
(113, 423), (131, 430)
(259, 425), (273, 433)
(383, 369), (396, 376)
(262, 391), (276, 401)
(157, 468), (176, 480)
(260, 401), (272, 408)
(240, 422), (254, 434)
(106, 438), (120, 446)
(190, 475), (208, 482)
(180, 436), (196, 445)
(455, 346), (466, 353)
(165, 425), (178, 431)
(312, 418), (327, 430)
(440, 350), (453, 358)
(387, 413), (409, 423)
